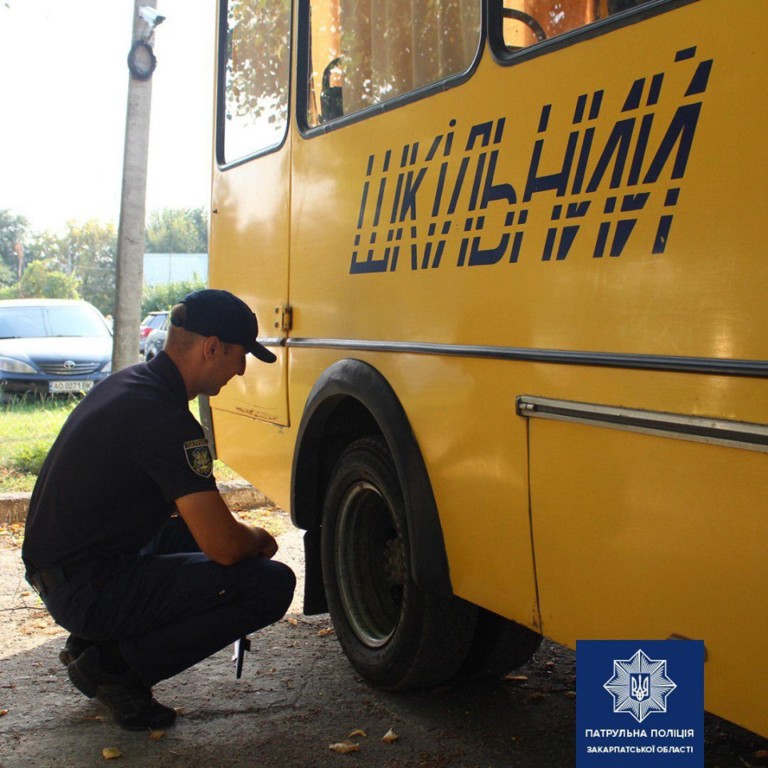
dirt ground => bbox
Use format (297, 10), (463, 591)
(1, 508), (767, 768)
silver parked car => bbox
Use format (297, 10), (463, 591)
(143, 314), (169, 361)
(139, 311), (168, 356)
(0, 299), (113, 399)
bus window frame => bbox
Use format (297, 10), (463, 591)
(487, 0), (699, 66)
(296, 0), (487, 138)
(215, 0), (293, 171)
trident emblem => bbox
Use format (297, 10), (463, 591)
(630, 674), (650, 701)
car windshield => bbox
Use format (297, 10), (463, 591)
(142, 313), (167, 330)
(0, 306), (110, 339)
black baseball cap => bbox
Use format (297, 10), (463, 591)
(173, 289), (277, 363)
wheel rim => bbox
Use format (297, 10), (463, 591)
(334, 480), (405, 648)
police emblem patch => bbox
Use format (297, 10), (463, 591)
(603, 649), (677, 723)
(184, 438), (213, 477)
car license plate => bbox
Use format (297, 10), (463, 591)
(49, 380), (94, 394)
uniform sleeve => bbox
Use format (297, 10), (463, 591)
(131, 408), (218, 502)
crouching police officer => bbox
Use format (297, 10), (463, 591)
(22, 289), (296, 731)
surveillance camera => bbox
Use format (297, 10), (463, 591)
(139, 6), (166, 26)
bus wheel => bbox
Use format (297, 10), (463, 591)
(455, 608), (542, 680)
(321, 436), (477, 690)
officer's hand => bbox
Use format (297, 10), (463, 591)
(176, 490), (278, 565)
(251, 526), (278, 559)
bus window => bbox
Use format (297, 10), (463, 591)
(218, 0), (291, 164)
(500, 0), (655, 50)
(305, 0), (482, 128)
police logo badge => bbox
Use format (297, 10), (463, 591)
(603, 648), (677, 723)
(184, 438), (213, 478)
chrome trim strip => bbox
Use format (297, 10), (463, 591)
(516, 395), (768, 453)
(285, 338), (768, 379)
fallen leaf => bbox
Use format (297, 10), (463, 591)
(287, 617), (298, 626)
(318, 628), (335, 637)
(347, 729), (367, 738)
(102, 747), (123, 760)
(149, 730), (165, 740)
(0, 709), (8, 717)
(382, 728), (399, 743)
(329, 741), (360, 754)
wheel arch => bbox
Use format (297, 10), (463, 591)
(291, 359), (453, 612)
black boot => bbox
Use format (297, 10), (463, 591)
(58, 634), (95, 666)
(67, 645), (176, 731)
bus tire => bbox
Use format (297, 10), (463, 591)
(321, 436), (478, 690)
(455, 608), (542, 680)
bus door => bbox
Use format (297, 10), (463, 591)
(209, 0), (293, 427)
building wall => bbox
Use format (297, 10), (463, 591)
(143, 253), (208, 286)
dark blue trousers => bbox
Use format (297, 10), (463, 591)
(40, 517), (296, 687)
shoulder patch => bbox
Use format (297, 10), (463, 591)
(183, 438), (213, 478)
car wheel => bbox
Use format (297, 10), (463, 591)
(321, 436), (478, 690)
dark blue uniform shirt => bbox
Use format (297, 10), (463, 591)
(22, 351), (217, 572)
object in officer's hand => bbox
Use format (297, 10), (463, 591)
(232, 636), (251, 678)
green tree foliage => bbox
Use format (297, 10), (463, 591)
(64, 219), (117, 315)
(145, 207), (208, 254)
(1, 212), (117, 311)
(0, 209), (29, 286)
(2, 209), (207, 312)
(19, 260), (79, 299)
(0, 260), (13, 288)
(225, 0), (290, 124)
(141, 277), (207, 316)
(24, 229), (70, 273)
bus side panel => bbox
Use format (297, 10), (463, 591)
(528, 417), (768, 738)
(291, 5), (768, 364)
(289, 0), (768, 623)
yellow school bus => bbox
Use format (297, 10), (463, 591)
(204, 0), (768, 738)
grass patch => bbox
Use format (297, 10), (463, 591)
(0, 399), (77, 493)
(10, 442), (49, 475)
(0, 396), (243, 494)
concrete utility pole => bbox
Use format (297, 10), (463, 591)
(112, 1), (163, 371)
